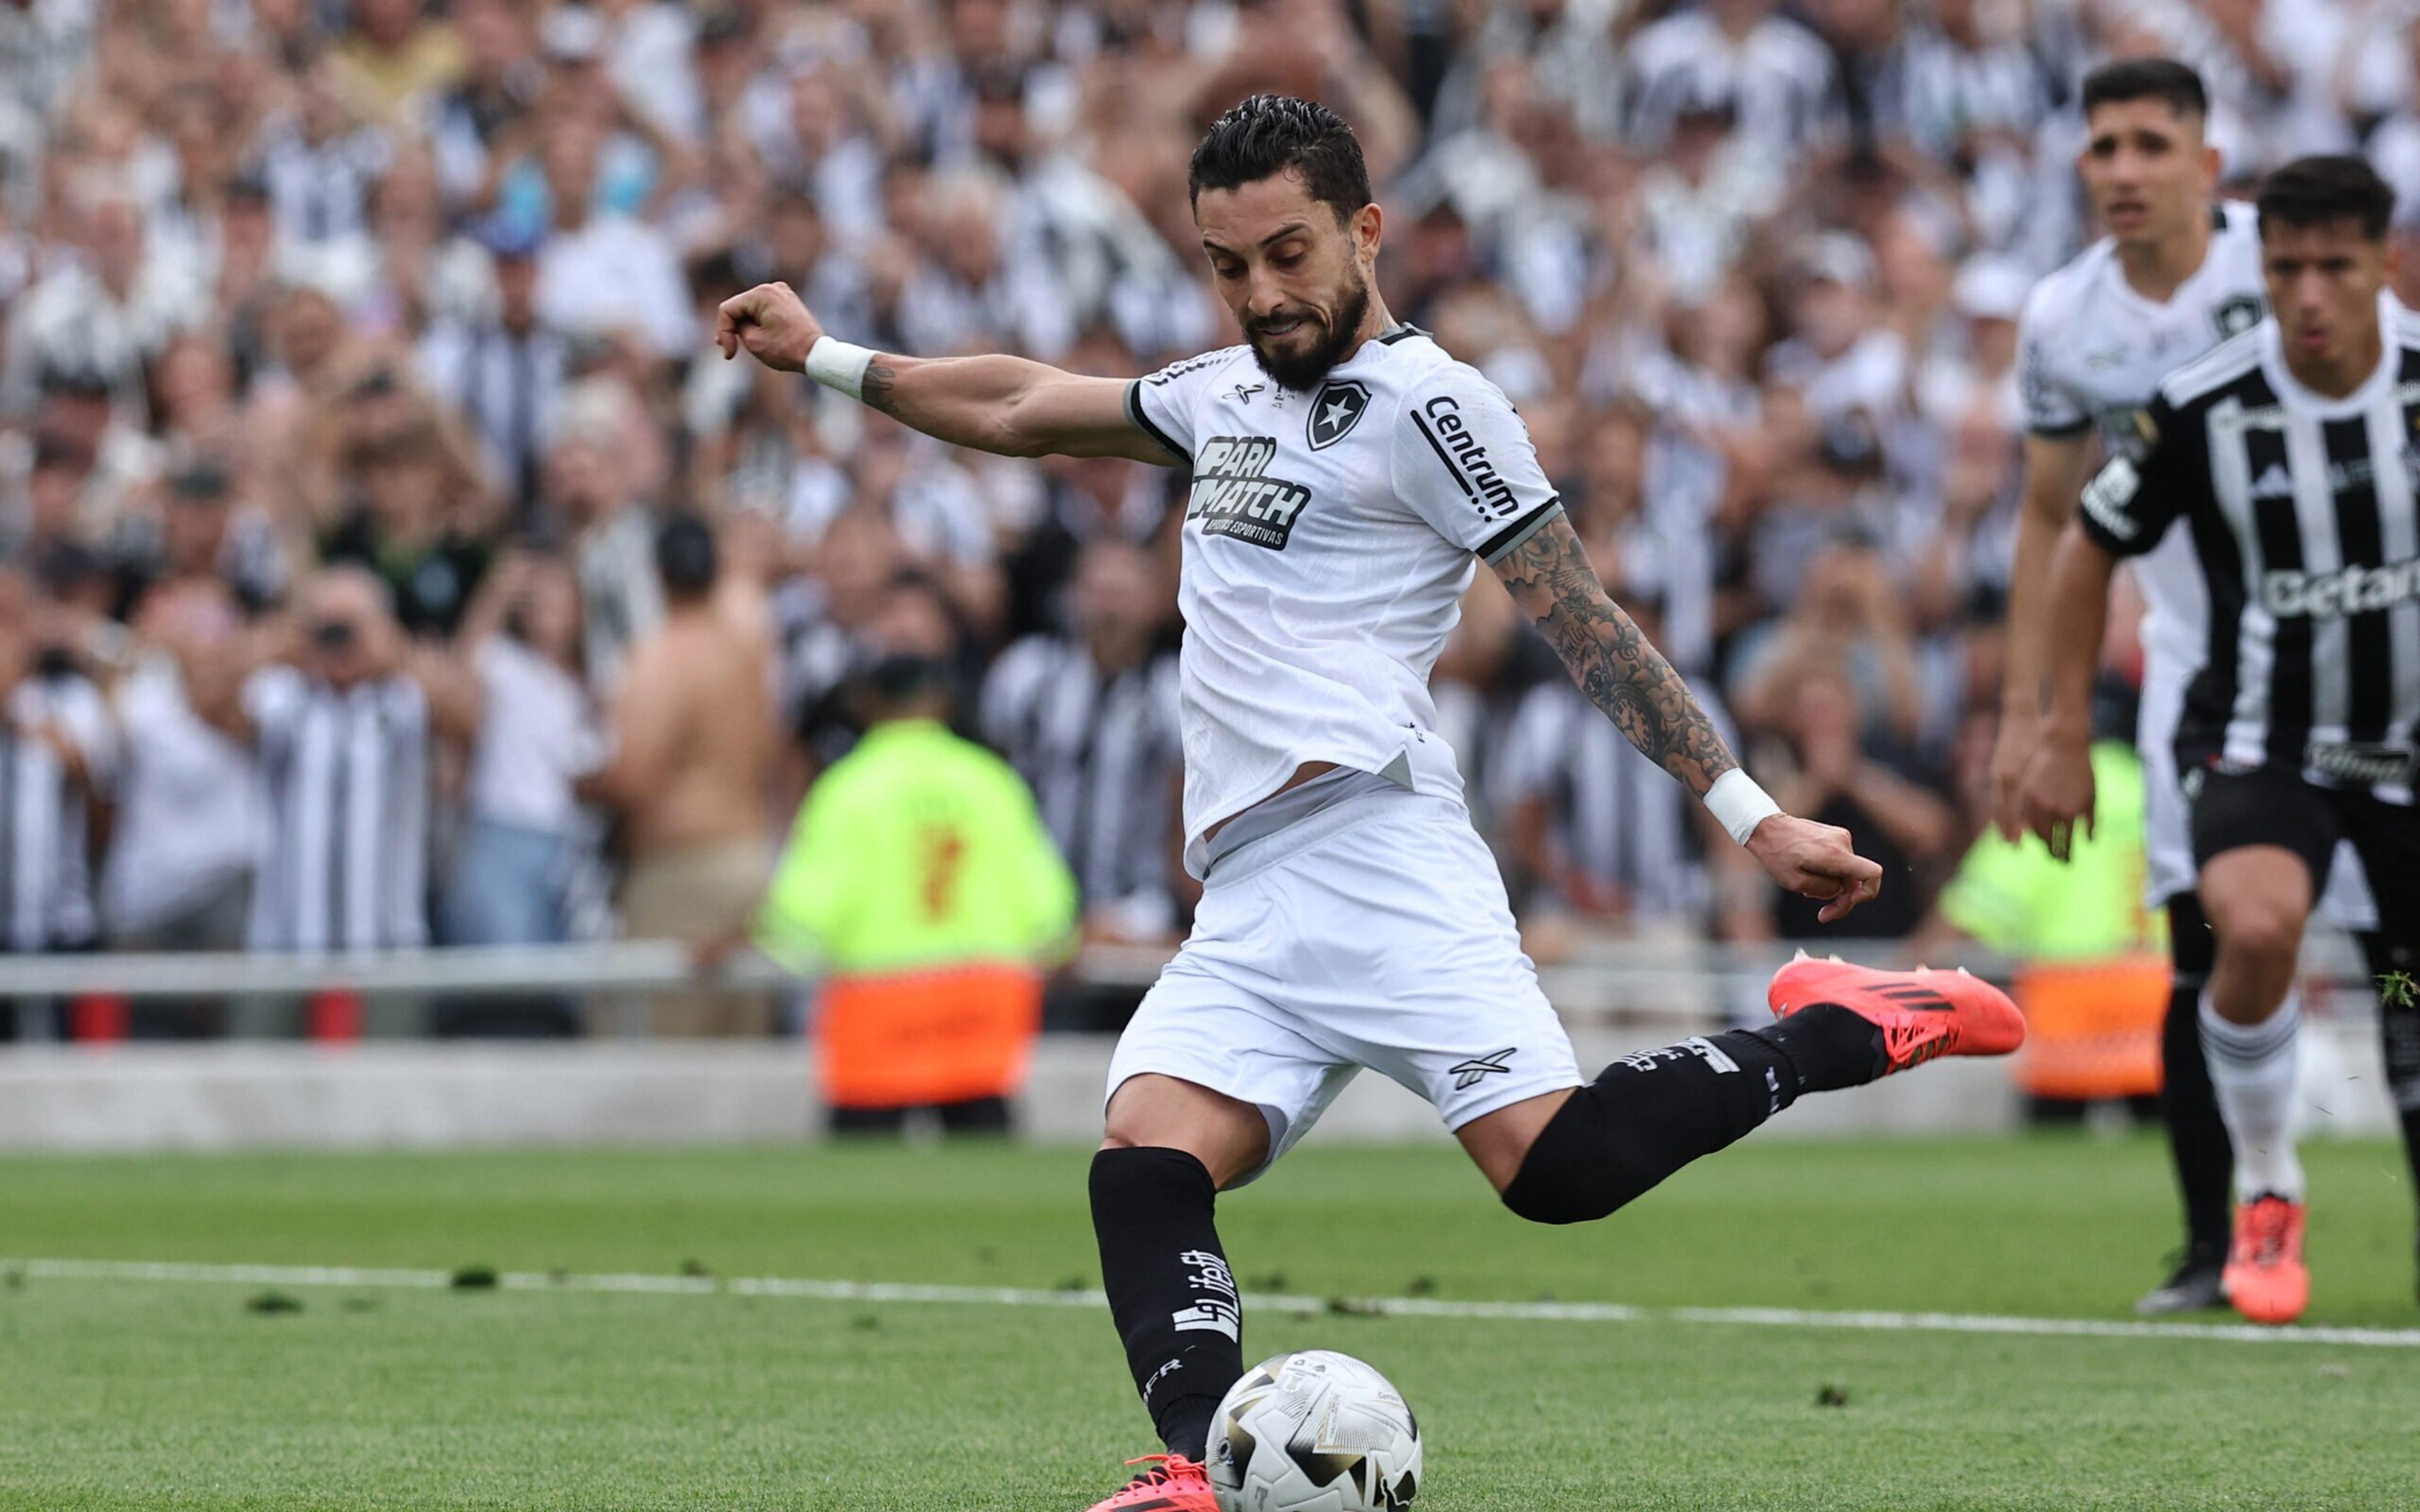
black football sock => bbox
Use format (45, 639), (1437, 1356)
(1502, 1009), (1882, 1226)
(1090, 1147), (1245, 1462)
(2358, 932), (2420, 1227)
(2164, 897), (2233, 1265)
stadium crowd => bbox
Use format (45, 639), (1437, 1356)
(6, 0), (2420, 1024)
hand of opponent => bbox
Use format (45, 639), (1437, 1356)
(1744, 814), (1884, 925)
(1986, 704), (2037, 844)
(2018, 736), (2097, 862)
(715, 282), (822, 372)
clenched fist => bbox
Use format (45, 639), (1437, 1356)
(715, 282), (822, 372)
(1744, 813), (1885, 925)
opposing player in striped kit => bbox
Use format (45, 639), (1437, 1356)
(2029, 155), (2420, 1324)
(1991, 59), (2415, 1319)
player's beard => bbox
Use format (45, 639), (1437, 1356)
(1245, 272), (1371, 392)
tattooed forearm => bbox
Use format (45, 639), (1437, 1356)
(1491, 514), (1739, 795)
(860, 360), (899, 413)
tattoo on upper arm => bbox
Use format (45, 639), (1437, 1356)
(1494, 518), (1738, 795)
(861, 360), (898, 414)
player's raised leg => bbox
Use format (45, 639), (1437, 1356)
(1085, 1073), (1269, 1511)
(1463, 959), (2022, 1220)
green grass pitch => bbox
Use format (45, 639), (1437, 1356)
(3, 1133), (2417, 1510)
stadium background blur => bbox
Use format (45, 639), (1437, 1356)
(7, 0), (2420, 1037)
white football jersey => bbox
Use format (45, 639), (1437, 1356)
(1127, 329), (1562, 878)
(2019, 201), (2267, 679)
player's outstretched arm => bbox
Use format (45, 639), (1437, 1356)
(714, 282), (1182, 466)
(2021, 520), (2119, 861)
(1492, 513), (1882, 922)
(1990, 432), (2095, 840)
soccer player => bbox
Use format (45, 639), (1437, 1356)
(2025, 155), (2420, 1326)
(1987, 59), (2391, 1315)
(718, 96), (2022, 1509)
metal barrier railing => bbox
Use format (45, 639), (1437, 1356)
(0, 926), (2380, 1040)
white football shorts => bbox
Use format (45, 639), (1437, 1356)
(2139, 664), (2377, 929)
(1106, 791), (1583, 1182)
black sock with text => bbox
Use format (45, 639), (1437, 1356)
(1090, 1147), (1245, 1463)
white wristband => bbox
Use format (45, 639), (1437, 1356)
(1704, 769), (1782, 847)
(804, 336), (875, 401)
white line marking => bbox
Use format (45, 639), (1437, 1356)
(12, 1258), (2419, 1349)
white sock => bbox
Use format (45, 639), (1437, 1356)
(2199, 988), (2305, 1203)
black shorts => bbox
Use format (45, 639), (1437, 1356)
(2189, 764), (2420, 951)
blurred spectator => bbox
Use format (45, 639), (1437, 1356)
(980, 539), (1180, 944)
(527, 112), (691, 359)
(331, 0), (466, 132)
(430, 0), (543, 207)
(113, 461), (289, 621)
(104, 581), (256, 953)
(1625, 0), (1840, 168)
(0, 565), (116, 953)
(1732, 537), (1927, 758)
(1760, 663), (1956, 941)
(245, 566), (478, 952)
(582, 513), (774, 1033)
(3, 181), (204, 419)
(418, 217), (568, 514)
(783, 505), (904, 764)
(4, 432), (95, 566)
(541, 420), (660, 689)
(442, 549), (602, 946)
(260, 59), (389, 248)
(320, 411), (495, 637)
(1492, 572), (1740, 941)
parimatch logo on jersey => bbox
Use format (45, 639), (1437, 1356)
(1188, 435), (1313, 550)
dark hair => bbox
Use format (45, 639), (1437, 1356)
(2257, 155), (2395, 242)
(30, 432), (87, 473)
(1188, 94), (1371, 225)
(2079, 58), (2207, 122)
(170, 462), (231, 501)
(863, 653), (950, 710)
(654, 512), (719, 600)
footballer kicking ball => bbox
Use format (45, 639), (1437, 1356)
(1207, 1349), (1422, 1511)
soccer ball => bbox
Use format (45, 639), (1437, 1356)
(1206, 1349), (1422, 1512)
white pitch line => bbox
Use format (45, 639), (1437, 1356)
(12, 1257), (2420, 1350)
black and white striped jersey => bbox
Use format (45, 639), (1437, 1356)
(979, 636), (1183, 938)
(2077, 297), (2420, 803)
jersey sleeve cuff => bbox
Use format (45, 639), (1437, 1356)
(1478, 498), (1564, 564)
(2027, 418), (2092, 439)
(2075, 509), (2138, 558)
(1124, 379), (1187, 461)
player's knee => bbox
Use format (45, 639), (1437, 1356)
(1498, 1085), (1651, 1226)
(2212, 904), (2303, 976)
(1100, 1077), (1269, 1189)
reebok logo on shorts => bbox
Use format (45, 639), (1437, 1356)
(1447, 1048), (1518, 1091)
(1188, 435), (1313, 551)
